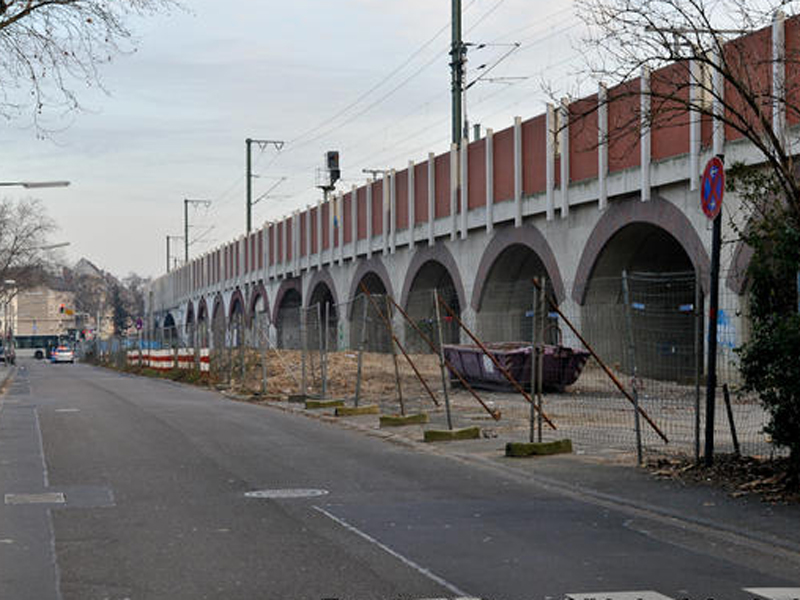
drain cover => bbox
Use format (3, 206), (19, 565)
(244, 489), (328, 499)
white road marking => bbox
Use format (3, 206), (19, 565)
(745, 589), (800, 600)
(313, 505), (472, 598)
(54, 408), (80, 413)
(566, 592), (675, 600)
(5, 492), (66, 505)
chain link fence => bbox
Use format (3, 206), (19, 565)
(84, 270), (777, 463)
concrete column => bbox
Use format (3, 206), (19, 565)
(351, 185), (358, 259)
(282, 217), (289, 277)
(270, 225), (276, 280)
(294, 211), (300, 276)
(689, 60), (701, 192)
(427, 152), (435, 247)
(305, 206), (312, 269)
(408, 160), (415, 249)
(337, 193), (344, 265)
(486, 127), (494, 233)
(598, 83), (608, 210)
(382, 172), (389, 255)
(773, 10), (786, 151)
(546, 103), (555, 221)
(316, 199), (323, 269)
(390, 170), (397, 254)
(712, 48), (725, 156)
(514, 116), (523, 227)
(328, 196), (334, 265)
(450, 143), (458, 241)
(640, 67), (652, 202)
(460, 137), (468, 239)
(366, 180), (373, 259)
(559, 99), (570, 218)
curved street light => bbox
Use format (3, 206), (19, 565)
(0, 181), (70, 189)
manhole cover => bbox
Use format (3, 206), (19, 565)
(244, 489), (328, 499)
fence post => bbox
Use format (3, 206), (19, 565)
(386, 295), (405, 416)
(694, 273), (703, 464)
(434, 289), (453, 430)
(529, 285), (538, 443)
(622, 270), (644, 465)
(324, 301), (330, 397)
(537, 278), (547, 443)
(317, 303), (325, 400)
(260, 316), (268, 395)
(354, 296), (368, 407)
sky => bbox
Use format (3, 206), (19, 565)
(1, 0), (581, 279)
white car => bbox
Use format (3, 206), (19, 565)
(51, 346), (75, 364)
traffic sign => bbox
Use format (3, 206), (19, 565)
(701, 156), (725, 220)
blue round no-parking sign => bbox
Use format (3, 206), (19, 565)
(701, 156), (725, 220)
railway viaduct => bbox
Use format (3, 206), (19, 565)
(146, 16), (796, 363)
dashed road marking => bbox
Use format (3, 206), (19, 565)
(4, 492), (65, 505)
(566, 593), (675, 600)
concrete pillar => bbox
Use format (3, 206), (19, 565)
(427, 152), (435, 247)
(546, 103), (555, 221)
(408, 160), (415, 250)
(390, 170), (397, 254)
(460, 137), (469, 239)
(351, 185), (358, 260)
(514, 116), (523, 227)
(337, 193), (344, 265)
(306, 205), (312, 269)
(382, 172), (389, 255)
(598, 83), (608, 210)
(366, 180), (373, 258)
(450, 143), (458, 241)
(317, 198), (323, 269)
(640, 67), (652, 202)
(486, 127), (494, 233)
(560, 99), (570, 217)
(773, 10), (786, 150)
(328, 196), (334, 266)
(689, 60), (701, 192)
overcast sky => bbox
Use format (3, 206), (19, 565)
(1, 0), (580, 279)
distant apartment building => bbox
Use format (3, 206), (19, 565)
(13, 286), (77, 337)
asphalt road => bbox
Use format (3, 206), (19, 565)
(0, 360), (798, 600)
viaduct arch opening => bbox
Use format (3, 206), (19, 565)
(403, 260), (461, 351)
(275, 285), (302, 349)
(475, 244), (557, 343)
(582, 223), (700, 381)
(308, 281), (338, 353)
(351, 271), (391, 353)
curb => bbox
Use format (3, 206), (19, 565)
(423, 426), (481, 442)
(506, 439), (573, 457)
(379, 413), (429, 427)
(335, 404), (380, 417)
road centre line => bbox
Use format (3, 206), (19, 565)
(312, 505), (472, 598)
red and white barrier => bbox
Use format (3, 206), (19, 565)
(176, 348), (195, 369)
(199, 348), (210, 372)
(126, 347), (211, 373)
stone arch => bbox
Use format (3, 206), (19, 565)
(347, 257), (394, 319)
(197, 297), (209, 323)
(211, 294), (226, 348)
(162, 312), (177, 347)
(271, 279), (303, 325)
(305, 269), (340, 309)
(228, 289), (246, 322)
(273, 279), (303, 349)
(248, 282), (270, 322)
(306, 271), (339, 352)
(196, 297), (209, 346)
(572, 195), (710, 305)
(726, 238), (753, 295)
(184, 301), (195, 328)
(400, 244), (466, 313)
(470, 224), (565, 312)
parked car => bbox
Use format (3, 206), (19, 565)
(51, 346), (75, 364)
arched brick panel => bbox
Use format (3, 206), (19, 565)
(470, 224), (566, 311)
(228, 289), (246, 322)
(305, 269), (340, 309)
(400, 243), (467, 313)
(211, 294), (225, 324)
(271, 278), (303, 324)
(184, 300), (195, 328)
(248, 282), (270, 324)
(197, 297), (209, 322)
(572, 195), (711, 305)
(347, 257), (395, 319)
(726, 239), (753, 295)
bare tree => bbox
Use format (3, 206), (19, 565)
(0, 0), (180, 133)
(0, 197), (56, 288)
(568, 0), (800, 218)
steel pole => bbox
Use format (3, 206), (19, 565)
(184, 199), (189, 263)
(451, 0), (463, 146)
(246, 138), (253, 234)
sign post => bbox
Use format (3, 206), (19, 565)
(701, 156), (724, 467)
